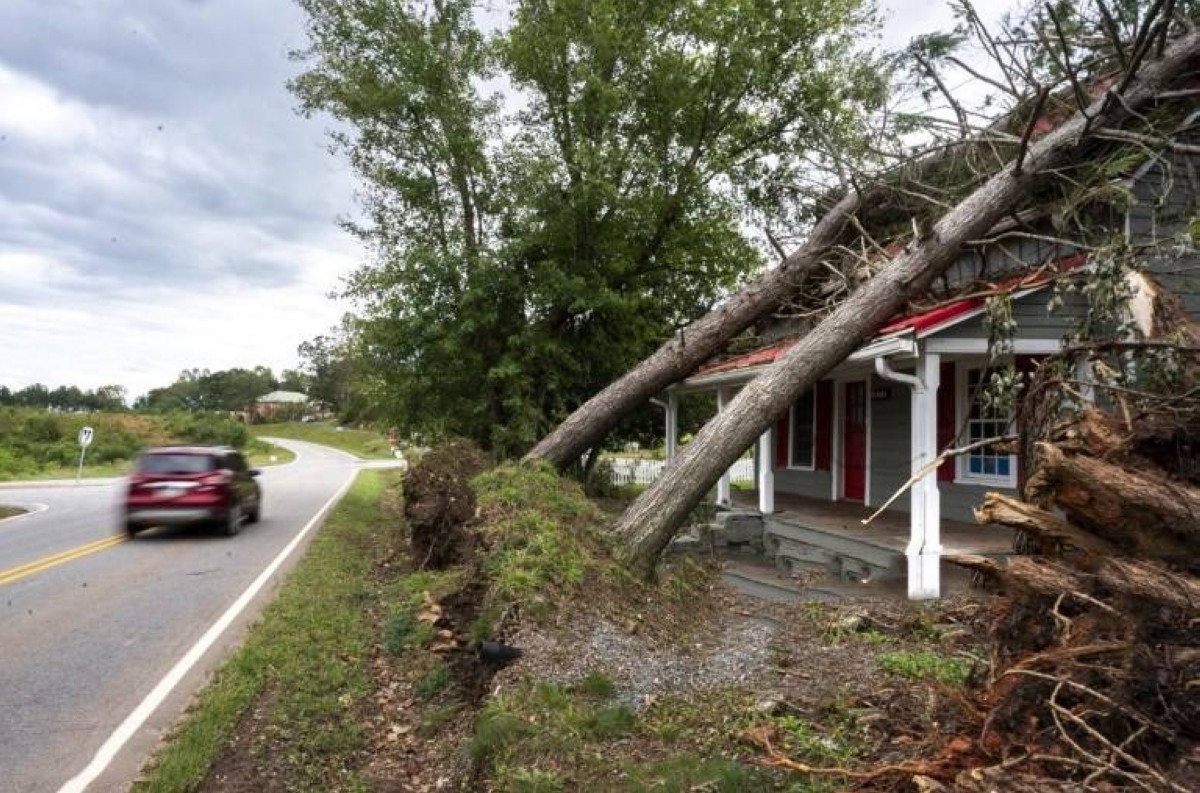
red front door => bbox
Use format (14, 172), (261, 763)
(843, 381), (867, 501)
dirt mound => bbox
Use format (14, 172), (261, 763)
(403, 439), (488, 569)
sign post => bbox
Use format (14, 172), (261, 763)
(76, 426), (94, 485)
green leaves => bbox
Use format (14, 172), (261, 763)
(292, 0), (885, 455)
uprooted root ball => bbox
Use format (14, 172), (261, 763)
(403, 439), (488, 569)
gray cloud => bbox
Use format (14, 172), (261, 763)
(0, 0), (1025, 399)
(0, 0), (359, 397)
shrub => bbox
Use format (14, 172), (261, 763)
(164, 412), (250, 447)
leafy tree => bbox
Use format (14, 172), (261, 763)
(278, 368), (311, 393)
(297, 316), (370, 419)
(137, 367), (278, 413)
(292, 0), (886, 456)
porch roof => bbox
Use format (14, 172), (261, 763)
(687, 251), (1088, 388)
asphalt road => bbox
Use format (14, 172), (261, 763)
(0, 439), (375, 793)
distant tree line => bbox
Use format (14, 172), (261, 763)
(134, 367), (310, 414)
(0, 383), (129, 412)
(1, 365), (317, 417)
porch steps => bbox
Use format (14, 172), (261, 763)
(719, 552), (843, 603)
(721, 565), (841, 604)
(706, 508), (764, 546)
(764, 519), (903, 582)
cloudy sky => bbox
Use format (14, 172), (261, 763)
(0, 0), (1021, 402)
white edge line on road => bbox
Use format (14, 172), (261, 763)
(0, 502), (50, 525)
(57, 468), (361, 793)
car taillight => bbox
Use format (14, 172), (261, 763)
(198, 471), (232, 491)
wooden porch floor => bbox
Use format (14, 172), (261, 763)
(730, 490), (1014, 556)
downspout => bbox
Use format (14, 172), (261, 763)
(874, 356), (923, 392)
(874, 353), (942, 600)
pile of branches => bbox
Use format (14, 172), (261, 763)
(948, 294), (1200, 791)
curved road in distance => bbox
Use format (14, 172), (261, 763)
(0, 439), (381, 793)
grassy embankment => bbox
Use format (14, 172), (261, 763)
(134, 469), (404, 792)
(249, 421), (395, 459)
(0, 407), (294, 483)
(136, 454), (978, 792)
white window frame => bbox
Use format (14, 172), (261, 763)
(955, 364), (1018, 488)
(788, 389), (816, 471)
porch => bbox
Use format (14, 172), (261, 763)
(715, 490), (1013, 586)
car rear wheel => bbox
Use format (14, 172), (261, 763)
(124, 521), (140, 539)
(247, 497), (261, 524)
(224, 502), (242, 537)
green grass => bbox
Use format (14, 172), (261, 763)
(133, 469), (402, 793)
(245, 439), (297, 467)
(471, 681), (790, 792)
(23, 439), (294, 482)
(250, 422), (394, 459)
(474, 464), (607, 618)
(877, 650), (971, 685)
(0, 407), (292, 482)
(0, 505), (25, 520)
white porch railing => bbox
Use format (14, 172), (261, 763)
(606, 457), (754, 487)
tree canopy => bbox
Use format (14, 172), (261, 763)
(135, 366), (304, 413)
(0, 383), (128, 412)
(291, 0), (886, 455)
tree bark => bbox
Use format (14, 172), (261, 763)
(973, 492), (1121, 556)
(610, 31), (1200, 578)
(947, 554), (1200, 610)
(1025, 442), (1200, 560)
(522, 189), (864, 469)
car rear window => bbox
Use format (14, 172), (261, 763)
(136, 453), (219, 474)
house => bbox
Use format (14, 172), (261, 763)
(661, 115), (1199, 600)
(253, 390), (310, 422)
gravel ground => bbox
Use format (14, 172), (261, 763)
(496, 606), (778, 707)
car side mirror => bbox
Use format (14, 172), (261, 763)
(249, 469), (262, 477)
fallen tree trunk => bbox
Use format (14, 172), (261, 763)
(948, 554), (1200, 610)
(974, 492), (1121, 556)
(610, 31), (1200, 578)
(1025, 442), (1200, 562)
(525, 155), (1052, 472)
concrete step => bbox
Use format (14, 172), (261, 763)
(720, 563), (842, 604)
(765, 518), (903, 580)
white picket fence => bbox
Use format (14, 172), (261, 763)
(606, 456), (755, 487)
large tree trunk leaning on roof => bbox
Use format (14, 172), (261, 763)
(522, 190), (864, 470)
(612, 31), (1200, 579)
(525, 135), (1054, 473)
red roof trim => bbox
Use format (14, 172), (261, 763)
(876, 299), (980, 336)
(878, 251), (1087, 336)
(697, 338), (795, 375)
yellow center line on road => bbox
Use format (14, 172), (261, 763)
(0, 534), (127, 587)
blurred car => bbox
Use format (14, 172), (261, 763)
(123, 446), (262, 537)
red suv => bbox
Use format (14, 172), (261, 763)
(124, 446), (262, 537)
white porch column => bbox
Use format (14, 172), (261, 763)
(665, 392), (679, 460)
(757, 425), (775, 514)
(908, 352), (942, 600)
(716, 389), (732, 507)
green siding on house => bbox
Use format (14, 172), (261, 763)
(1126, 141), (1200, 318)
(773, 467), (833, 501)
(933, 286), (1087, 342)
